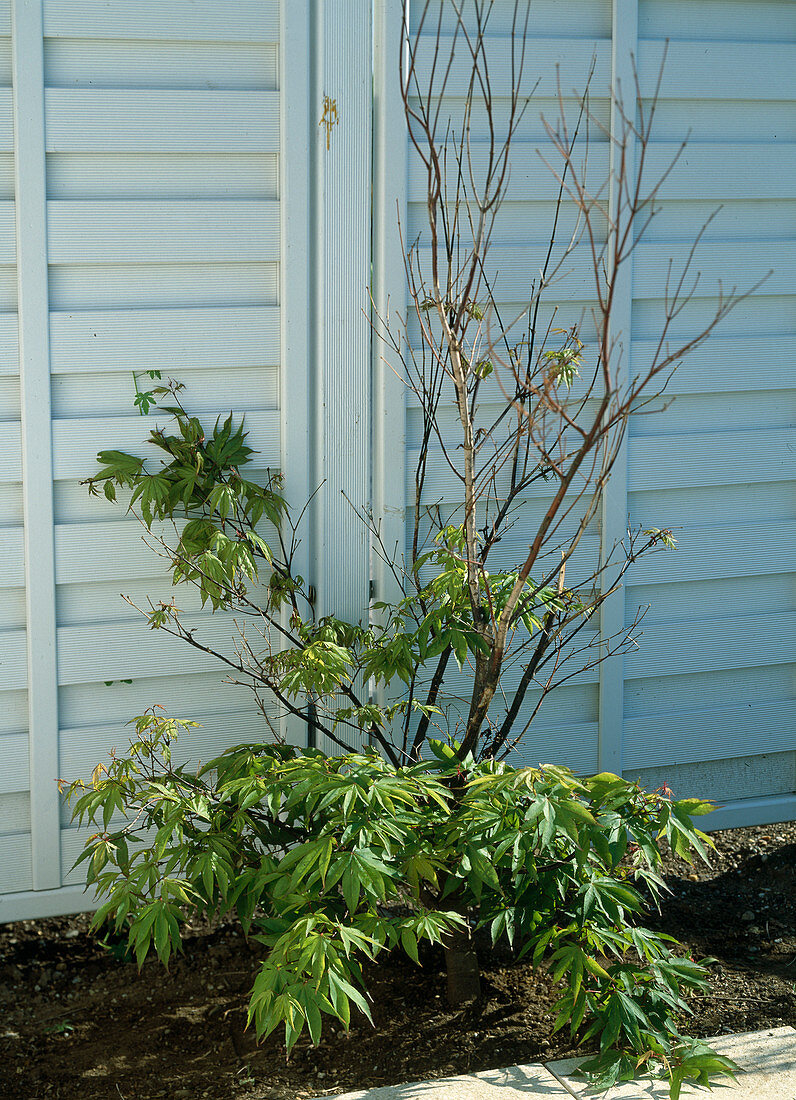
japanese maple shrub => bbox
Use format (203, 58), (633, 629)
(67, 2), (758, 1095)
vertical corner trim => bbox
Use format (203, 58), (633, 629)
(371, 0), (408, 609)
(279, 0), (312, 747)
(597, 0), (640, 775)
(12, 0), (62, 889)
(313, 0), (373, 626)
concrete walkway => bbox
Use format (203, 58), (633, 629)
(313, 1026), (796, 1100)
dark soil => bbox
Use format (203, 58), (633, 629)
(1, 821), (794, 1100)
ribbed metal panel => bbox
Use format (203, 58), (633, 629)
(47, 153), (279, 201)
(639, 0), (795, 40)
(46, 201), (280, 264)
(0, 733), (28, 793)
(0, 628), (26, 690)
(0, 26), (15, 765)
(313, 0), (372, 623)
(0, 835), (32, 894)
(49, 307), (280, 372)
(49, 262), (279, 312)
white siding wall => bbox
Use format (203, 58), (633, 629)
(1, 0), (374, 921)
(622, 0), (796, 824)
(400, 0), (614, 773)
(1, 0), (793, 920)
(1, 0), (290, 915)
(45, 2), (285, 886)
(384, 0), (795, 820)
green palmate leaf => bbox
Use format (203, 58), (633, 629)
(400, 926), (420, 964)
(68, 725), (730, 1091)
(299, 988), (324, 1046)
(464, 844), (502, 898)
(73, 0), (745, 1082)
(327, 969), (373, 1026)
(76, 380), (726, 1093)
(675, 797), (715, 817)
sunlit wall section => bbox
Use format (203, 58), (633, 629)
(623, 0), (796, 821)
(402, 0), (613, 772)
(39, 1), (285, 885)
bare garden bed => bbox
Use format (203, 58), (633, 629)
(0, 821), (794, 1100)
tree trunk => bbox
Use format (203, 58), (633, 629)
(443, 922), (481, 1005)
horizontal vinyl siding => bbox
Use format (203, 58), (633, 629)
(4, 0), (794, 918)
(0, 834), (32, 894)
(42, 1), (279, 41)
(37, 2), (283, 893)
(403, 0), (611, 773)
(623, 2), (796, 807)
(401, 0), (794, 809)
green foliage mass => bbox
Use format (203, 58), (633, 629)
(75, 382), (740, 1096)
(83, 382), (593, 762)
(66, 714), (736, 1097)
(74, 0), (744, 1089)
(86, 381), (286, 613)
